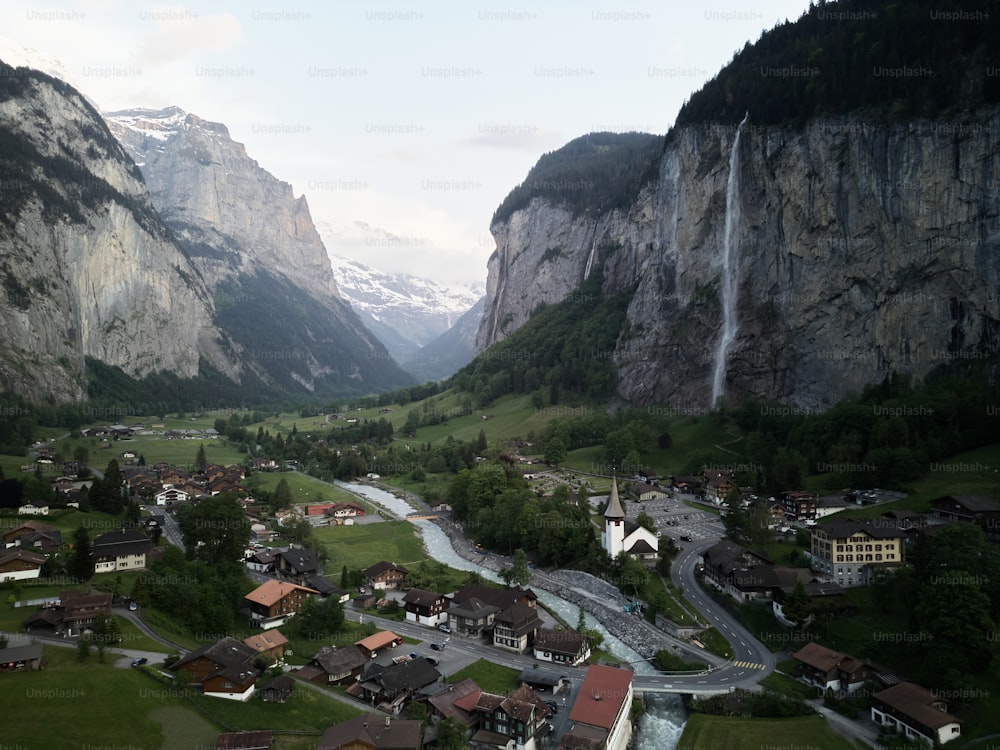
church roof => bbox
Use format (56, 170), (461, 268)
(604, 475), (625, 520)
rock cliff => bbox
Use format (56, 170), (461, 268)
(476, 114), (1000, 410)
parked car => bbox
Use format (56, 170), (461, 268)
(679, 534), (693, 542)
(430, 643), (443, 651)
(425, 656), (439, 666)
(438, 624), (451, 633)
(409, 652), (419, 660)
(128, 601), (138, 611)
(131, 657), (148, 668)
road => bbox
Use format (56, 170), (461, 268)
(142, 504), (185, 551)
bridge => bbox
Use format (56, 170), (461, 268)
(406, 512), (439, 520)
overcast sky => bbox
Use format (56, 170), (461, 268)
(1, 0), (812, 286)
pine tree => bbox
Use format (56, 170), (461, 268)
(195, 444), (207, 471)
(71, 526), (94, 582)
(782, 579), (812, 630)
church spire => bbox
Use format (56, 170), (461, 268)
(604, 473), (625, 520)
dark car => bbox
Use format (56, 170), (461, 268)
(425, 656), (439, 666)
(409, 652), (419, 660)
(131, 657), (148, 668)
(430, 643), (443, 651)
(679, 534), (693, 542)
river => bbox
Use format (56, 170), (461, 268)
(335, 479), (687, 747)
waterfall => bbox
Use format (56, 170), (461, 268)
(488, 239), (509, 342)
(583, 233), (597, 280)
(711, 112), (748, 407)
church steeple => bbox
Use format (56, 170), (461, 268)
(604, 473), (625, 520)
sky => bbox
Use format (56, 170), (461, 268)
(0, 0), (813, 286)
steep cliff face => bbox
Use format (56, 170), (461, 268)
(0, 64), (237, 402)
(105, 107), (338, 300)
(476, 112), (1000, 410)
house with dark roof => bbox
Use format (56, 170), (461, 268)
(492, 602), (543, 654)
(771, 580), (854, 627)
(274, 547), (319, 584)
(780, 491), (818, 521)
(23, 590), (112, 637)
(358, 657), (442, 714)
(306, 574), (350, 602)
(244, 549), (276, 574)
(215, 730), (273, 750)
(173, 637), (260, 701)
(0, 548), (46, 582)
(930, 495), (1000, 544)
(699, 540), (776, 601)
(669, 475), (701, 493)
(808, 519), (906, 586)
(365, 561), (409, 591)
(628, 482), (666, 502)
(259, 674), (294, 704)
(402, 588), (449, 627)
(0, 643), (45, 671)
(244, 580), (318, 629)
(701, 469), (735, 503)
(561, 665), (634, 750)
(296, 644), (368, 686)
(316, 714), (423, 750)
(92, 528), (152, 573)
(791, 642), (871, 694)
(3, 520), (62, 553)
(871, 681), (963, 745)
(533, 628), (591, 667)
(425, 677), (480, 729)
(447, 584), (538, 639)
(466, 684), (550, 748)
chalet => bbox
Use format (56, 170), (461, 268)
(533, 628), (591, 666)
(242, 629), (289, 666)
(24, 590), (112, 637)
(628, 482), (667, 502)
(365, 561), (409, 591)
(274, 547), (320, 584)
(355, 630), (404, 660)
(244, 580), (318, 629)
(493, 602), (543, 654)
(305, 503), (336, 517)
(426, 677), (480, 730)
(92, 528), (152, 573)
(465, 684), (549, 748)
(244, 549), (276, 574)
(3, 520), (61, 552)
(154, 487), (189, 507)
(0, 548), (46, 582)
(670, 475), (702, 493)
(780, 490), (818, 521)
(518, 667), (567, 695)
(871, 681), (963, 746)
(305, 574), (350, 602)
(0, 644), (44, 672)
(250, 457), (278, 472)
(808, 519), (906, 587)
(297, 645), (367, 686)
(259, 675), (294, 704)
(930, 494), (1000, 523)
(562, 665), (634, 750)
(771, 580), (854, 627)
(447, 584), (538, 639)
(701, 469), (735, 503)
(358, 658), (442, 714)
(402, 588), (449, 627)
(700, 540), (775, 601)
(173, 638), (259, 701)
(324, 502), (367, 522)
(215, 730), (273, 750)
(791, 642), (871, 694)
(17, 503), (49, 516)
(316, 714), (423, 750)
(815, 495), (852, 519)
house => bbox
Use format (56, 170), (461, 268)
(771, 580), (854, 627)
(447, 583), (538, 639)
(601, 477), (659, 563)
(871, 681), (963, 746)
(701, 469), (735, 503)
(215, 730), (273, 750)
(324, 502), (367, 521)
(250, 457), (278, 472)
(273, 547), (319, 584)
(242, 629), (289, 666)
(930, 494), (1000, 523)
(780, 491), (818, 521)
(24, 590), (112, 637)
(426, 677), (480, 730)
(358, 657), (441, 713)
(533, 628), (591, 666)
(297, 645), (368, 686)
(244, 549), (276, 574)
(305, 574), (349, 602)
(92, 528), (152, 573)
(244, 580), (318, 629)
(259, 675), (294, 704)
(700, 540), (775, 601)
(808, 519), (906, 587)
(815, 495), (852, 519)
(402, 588), (449, 627)
(465, 684), (550, 749)
(669, 475), (702, 494)
(492, 602), (542, 653)
(0, 548), (46, 581)
(561, 664), (634, 750)
(0, 643), (45, 671)
(3, 520), (61, 551)
(316, 714), (423, 750)
(17, 503), (49, 516)
(791, 642), (871, 694)
(356, 630), (404, 660)
(365, 561), (409, 591)
(154, 487), (190, 507)
(628, 482), (667, 502)
(518, 667), (568, 695)
(173, 637), (260, 701)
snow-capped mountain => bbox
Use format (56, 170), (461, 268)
(329, 253), (484, 361)
(0, 38), (93, 105)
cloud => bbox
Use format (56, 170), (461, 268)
(461, 126), (563, 151)
(132, 9), (242, 67)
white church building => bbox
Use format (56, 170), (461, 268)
(602, 476), (659, 563)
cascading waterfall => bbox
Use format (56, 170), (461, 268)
(711, 112), (748, 407)
(583, 233), (598, 280)
(488, 239), (509, 342)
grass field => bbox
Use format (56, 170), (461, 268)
(249, 471), (360, 506)
(445, 658), (522, 694)
(676, 713), (858, 750)
(313, 520), (429, 572)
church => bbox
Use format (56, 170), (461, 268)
(602, 476), (660, 563)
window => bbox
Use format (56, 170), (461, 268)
(875, 544), (882, 551)
(875, 554), (882, 561)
